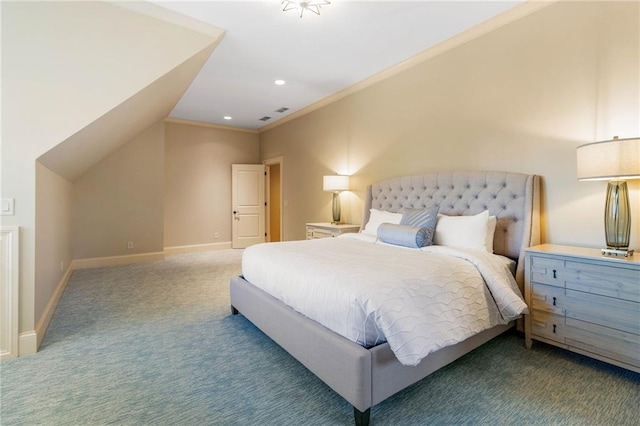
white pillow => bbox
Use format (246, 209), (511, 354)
(433, 210), (491, 250)
(486, 215), (497, 253)
(362, 209), (403, 236)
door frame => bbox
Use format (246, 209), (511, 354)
(264, 156), (283, 242)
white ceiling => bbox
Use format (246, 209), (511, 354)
(153, 1), (524, 131)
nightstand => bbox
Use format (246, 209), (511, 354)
(305, 223), (360, 240)
(524, 244), (640, 372)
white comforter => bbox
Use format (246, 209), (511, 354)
(241, 234), (528, 366)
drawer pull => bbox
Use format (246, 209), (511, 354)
(552, 297), (557, 306)
(552, 269), (557, 279)
(552, 324), (557, 333)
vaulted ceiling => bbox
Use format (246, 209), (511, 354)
(154, 1), (525, 131)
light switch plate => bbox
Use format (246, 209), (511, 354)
(1, 198), (15, 215)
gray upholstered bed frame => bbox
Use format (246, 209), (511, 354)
(230, 171), (541, 425)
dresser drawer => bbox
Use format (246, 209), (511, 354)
(565, 318), (640, 368)
(564, 290), (640, 335)
(309, 228), (334, 239)
(564, 261), (640, 303)
(529, 256), (565, 287)
(532, 310), (640, 368)
(530, 283), (565, 315)
(530, 310), (565, 343)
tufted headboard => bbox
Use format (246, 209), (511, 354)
(361, 171), (541, 289)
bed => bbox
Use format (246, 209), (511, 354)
(230, 171), (541, 425)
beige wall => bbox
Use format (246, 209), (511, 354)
(1, 1), (219, 344)
(72, 119), (260, 255)
(34, 163), (73, 327)
(259, 1), (640, 248)
(73, 122), (165, 259)
(164, 121), (260, 247)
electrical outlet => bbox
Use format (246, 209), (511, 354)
(214, 232), (219, 240)
(127, 241), (134, 250)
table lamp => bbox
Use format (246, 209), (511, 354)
(577, 136), (640, 256)
(323, 175), (349, 224)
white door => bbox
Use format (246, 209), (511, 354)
(232, 164), (266, 249)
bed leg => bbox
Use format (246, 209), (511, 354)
(231, 305), (239, 315)
(354, 407), (370, 426)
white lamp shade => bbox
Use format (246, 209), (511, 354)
(323, 175), (350, 192)
(577, 137), (640, 181)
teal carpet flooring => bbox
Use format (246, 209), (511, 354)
(1, 249), (639, 425)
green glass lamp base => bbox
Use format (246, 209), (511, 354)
(331, 191), (341, 224)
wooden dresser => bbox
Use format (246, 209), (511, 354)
(524, 244), (640, 372)
(305, 223), (360, 240)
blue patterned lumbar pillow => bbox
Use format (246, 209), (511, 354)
(400, 206), (439, 246)
(377, 223), (428, 248)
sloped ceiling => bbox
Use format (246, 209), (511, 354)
(26, 2), (224, 181)
(37, 43), (219, 182)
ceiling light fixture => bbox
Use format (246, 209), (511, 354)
(223, 116), (232, 120)
(274, 79), (286, 85)
(282, 0), (330, 17)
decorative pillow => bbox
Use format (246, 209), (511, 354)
(377, 223), (428, 248)
(486, 215), (497, 253)
(400, 206), (439, 247)
(362, 209), (403, 236)
(433, 210), (490, 250)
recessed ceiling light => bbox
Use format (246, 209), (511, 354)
(223, 116), (232, 120)
(274, 79), (286, 86)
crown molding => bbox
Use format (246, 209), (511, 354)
(164, 117), (259, 134)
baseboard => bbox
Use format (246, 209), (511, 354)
(72, 252), (165, 270)
(35, 264), (74, 350)
(164, 241), (232, 255)
(18, 331), (37, 357)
